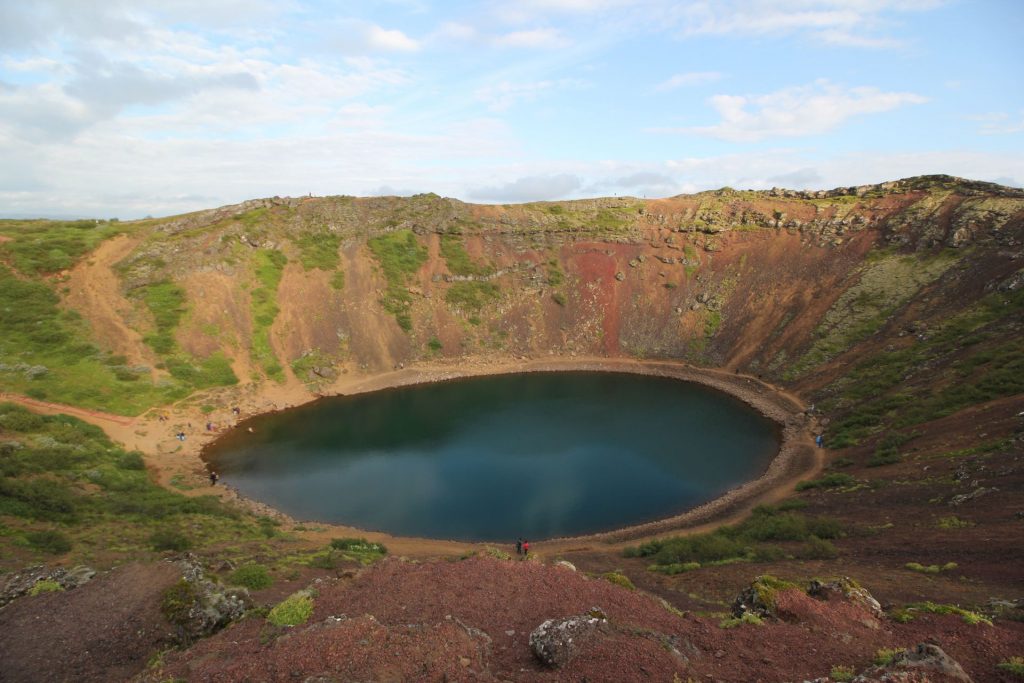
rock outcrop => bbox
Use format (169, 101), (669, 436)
(529, 606), (608, 668)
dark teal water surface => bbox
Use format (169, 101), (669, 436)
(203, 372), (779, 541)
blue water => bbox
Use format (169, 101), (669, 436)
(203, 372), (779, 541)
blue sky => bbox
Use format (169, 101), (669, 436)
(1, 0), (1022, 218)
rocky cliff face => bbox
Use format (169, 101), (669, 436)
(2, 175), (1022, 446)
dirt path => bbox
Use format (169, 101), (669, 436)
(63, 233), (157, 377)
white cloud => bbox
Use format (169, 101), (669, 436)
(494, 28), (567, 49)
(653, 71), (721, 92)
(468, 174), (583, 201)
(474, 79), (585, 111)
(971, 111), (1024, 135)
(364, 24), (420, 52)
(665, 80), (926, 142)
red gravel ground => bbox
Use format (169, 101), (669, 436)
(152, 555), (1024, 683)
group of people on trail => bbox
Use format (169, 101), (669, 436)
(515, 537), (530, 558)
(174, 431), (186, 441)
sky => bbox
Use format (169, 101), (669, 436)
(1, 0), (1022, 219)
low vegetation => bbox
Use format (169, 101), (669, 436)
(625, 506), (842, 570)
(446, 281), (500, 312)
(367, 229), (427, 331)
(0, 402), (268, 565)
(440, 234), (492, 276)
(230, 563), (273, 590)
(250, 249), (287, 380)
(0, 218), (121, 275)
(267, 590), (314, 627)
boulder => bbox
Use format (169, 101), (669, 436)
(853, 643), (973, 682)
(164, 556), (252, 645)
(807, 577), (883, 619)
(0, 564), (95, 608)
(529, 607), (608, 668)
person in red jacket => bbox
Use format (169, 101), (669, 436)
(522, 540), (530, 558)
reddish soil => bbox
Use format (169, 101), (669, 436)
(0, 562), (180, 683)
(146, 556), (1024, 683)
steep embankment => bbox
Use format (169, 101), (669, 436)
(1, 175), (1023, 682)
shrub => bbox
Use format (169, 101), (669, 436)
(936, 515), (973, 529)
(552, 291), (566, 306)
(719, 612), (763, 628)
(801, 536), (839, 560)
(330, 537), (387, 554)
(230, 564), (273, 590)
(601, 572), (635, 590)
(24, 529), (72, 554)
(149, 528), (191, 552)
(904, 562), (957, 574)
(427, 337), (443, 352)
(874, 648), (903, 666)
(267, 591), (314, 627)
(116, 451), (146, 470)
(906, 601), (991, 625)
(29, 579), (64, 595)
(795, 473), (856, 491)
(648, 562), (701, 575)
(161, 578), (199, 626)
(830, 664), (855, 682)
(997, 657), (1024, 676)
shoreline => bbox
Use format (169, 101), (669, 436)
(4, 356), (826, 556)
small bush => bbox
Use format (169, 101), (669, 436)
(801, 536), (839, 560)
(796, 473), (856, 491)
(905, 562), (957, 574)
(29, 579), (64, 595)
(427, 337), (443, 352)
(719, 612), (763, 628)
(161, 579), (198, 626)
(267, 591), (314, 627)
(601, 572), (635, 590)
(936, 515), (973, 529)
(830, 664), (855, 682)
(330, 537), (387, 554)
(551, 291), (566, 306)
(230, 564), (273, 590)
(149, 528), (191, 552)
(24, 529), (72, 554)
(485, 546), (511, 560)
(874, 648), (903, 666)
(906, 601), (991, 625)
(116, 451), (146, 470)
(997, 657), (1024, 676)
(648, 561), (701, 575)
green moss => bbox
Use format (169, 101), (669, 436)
(830, 664), (855, 682)
(367, 230), (427, 331)
(719, 612), (763, 628)
(29, 579), (64, 595)
(445, 281), (500, 312)
(0, 218), (121, 274)
(905, 601), (991, 625)
(267, 590), (314, 627)
(140, 280), (187, 355)
(997, 657), (1024, 676)
(601, 571), (636, 590)
(795, 473), (857, 491)
(293, 231), (341, 271)
(440, 235), (492, 276)
(250, 249), (287, 380)
(230, 563), (273, 590)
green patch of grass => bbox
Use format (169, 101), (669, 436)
(551, 291), (566, 306)
(874, 647), (903, 666)
(0, 267), (180, 415)
(250, 249), (287, 380)
(290, 349), (334, 384)
(546, 259), (564, 287)
(719, 612), (763, 628)
(445, 281), (500, 312)
(24, 529), (72, 554)
(0, 218), (121, 274)
(0, 402), (269, 566)
(367, 229), (427, 331)
(149, 528), (192, 552)
(786, 251), (958, 380)
(427, 337), (443, 352)
(904, 562), (957, 574)
(293, 231), (341, 271)
(601, 571), (635, 590)
(29, 579), (64, 595)
(440, 235), (492, 276)
(140, 280), (187, 355)
(903, 601), (991, 625)
(330, 270), (345, 290)
(936, 515), (973, 529)
(626, 506), (842, 568)
(801, 536), (839, 559)
(230, 563), (273, 590)
(830, 664), (855, 682)
(795, 473), (857, 491)
(328, 537), (388, 564)
(997, 657), (1024, 676)
(648, 561), (701, 575)
(267, 590), (314, 627)
(485, 546), (511, 560)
